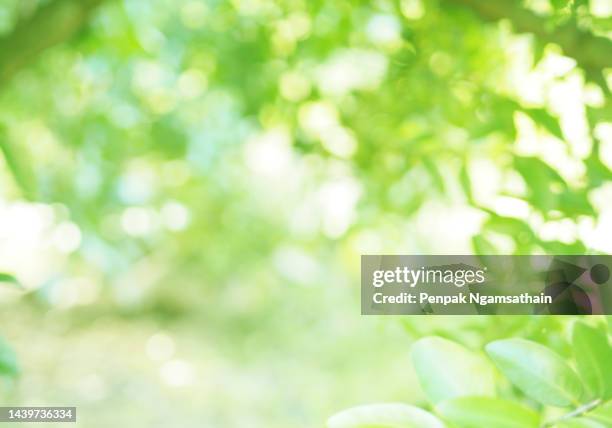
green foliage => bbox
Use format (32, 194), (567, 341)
(329, 321), (612, 428)
(0, 337), (18, 378)
(0, 0), (610, 426)
(326, 403), (444, 428)
(587, 401), (612, 425)
(555, 418), (606, 428)
(486, 338), (583, 407)
(0, 126), (34, 200)
(572, 322), (612, 400)
(521, 108), (564, 141)
(410, 337), (494, 404)
(0, 273), (20, 288)
(436, 397), (540, 428)
(0, 0), (609, 264)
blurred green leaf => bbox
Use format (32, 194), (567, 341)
(523, 108), (564, 140)
(555, 417), (606, 428)
(532, 39), (547, 67)
(471, 235), (497, 255)
(411, 336), (495, 404)
(587, 401), (612, 425)
(558, 190), (596, 218)
(326, 403), (445, 428)
(592, 17), (612, 31)
(0, 126), (34, 199)
(484, 214), (537, 251)
(514, 156), (566, 214)
(459, 161), (473, 203)
(422, 157), (445, 193)
(550, 0), (570, 11)
(436, 397), (539, 428)
(584, 151), (612, 187)
(539, 240), (587, 254)
(486, 338), (583, 407)
(0, 337), (18, 377)
(0, 272), (21, 289)
(572, 322), (612, 399)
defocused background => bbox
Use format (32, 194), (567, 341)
(0, 0), (611, 426)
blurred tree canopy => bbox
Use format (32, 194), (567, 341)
(0, 0), (610, 319)
(0, 1), (611, 427)
(0, 0), (610, 314)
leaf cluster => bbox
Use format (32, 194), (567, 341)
(328, 320), (612, 427)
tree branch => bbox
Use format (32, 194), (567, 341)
(542, 398), (602, 427)
(445, 0), (612, 73)
(0, 0), (107, 86)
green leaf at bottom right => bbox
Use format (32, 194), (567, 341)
(486, 338), (583, 407)
(436, 396), (539, 428)
(572, 321), (612, 400)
